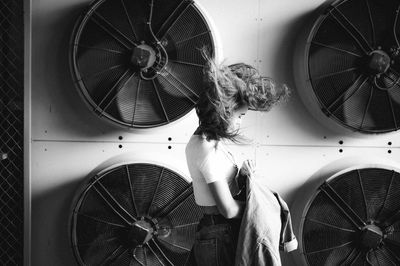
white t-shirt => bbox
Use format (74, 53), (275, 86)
(185, 134), (238, 206)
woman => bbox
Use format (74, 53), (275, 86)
(185, 56), (289, 266)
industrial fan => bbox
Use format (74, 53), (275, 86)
(294, 0), (400, 134)
(299, 167), (400, 265)
(71, 163), (203, 265)
(70, 0), (217, 128)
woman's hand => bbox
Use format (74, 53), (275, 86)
(237, 159), (256, 190)
(240, 159), (256, 177)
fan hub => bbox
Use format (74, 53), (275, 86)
(128, 219), (156, 247)
(360, 224), (383, 249)
(131, 44), (156, 70)
(368, 50), (391, 75)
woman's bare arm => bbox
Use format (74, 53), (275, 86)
(208, 180), (244, 219)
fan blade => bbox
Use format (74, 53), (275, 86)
(331, 78), (372, 131)
(376, 171), (396, 220)
(151, 80), (170, 123)
(359, 84), (374, 130)
(161, 62), (203, 99)
(108, 74), (141, 125)
(312, 15), (364, 57)
(99, 245), (126, 266)
(76, 44), (125, 55)
(305, 218), (356, 233)
(377, 172), (400, 222)
(383, 242), (400, 264)
(366, 249), (397, 266)
(91, 12), (135, 49)
(320, 182), (366, 228)
(329, 8), (372, 54)
(334, 0), (376, 48)
(312, 67), (358, 81)
(127, 164), (164, 217)
(304, 240), (355, 266)
(387, 89), (399, 129)
(153, 185), (193, 218)
(153, 0), (188, 37)
(339, 247), (358, 265)
(78, 184), (131, 226)
(362, 0), (400, 49)
(93, 181), (136, 224)
(157, 224), (197, 253)
(153, 76), (198, 120)
(96, 167), (138, 220)
(76, 212), (125, 228)
(95, 69), (133, 113)
(145, 167), (165, 216)
(356, 169), (396, 221)
(146, 168), (193, 218)
(365, 0), (376, 46)
(94, 0), (139, 44)
(326, 75), (367, 116)
(164, 30), (212, 66)
(132, 80), (167, 126)
(305, 241), (354, 255)
(75, 17), (128, 54)
(156, 71), (197, 106)
(304, 191), (357, 234)
(361, 86), (398, 131)
(157, 3), (192, 40)
(146, 242), (168, 266)
(108, 248), (130, 266)
(156, 193), (202, 251)
(75, 228), (120, 266)
(311, 41), (362, 57)
(118, 0), (151, 42)
(152, 238), (191, 266)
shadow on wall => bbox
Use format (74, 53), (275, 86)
(37, 1), (125, 140)
(265, 10), (327, 266)
(266, 9), (345, 140)
(32, 178), (83, 266)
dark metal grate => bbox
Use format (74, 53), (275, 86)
(71, 163), (203, 266)
(302, 168), (400, 266)
(0, 0), (24, 265)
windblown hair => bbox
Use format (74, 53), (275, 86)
(196, 55), (290, 142)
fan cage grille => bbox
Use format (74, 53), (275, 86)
(70, 0), (216, 128)
(71, 163), (203, 266)
(301, 167), (400, 266)
(304, 0), (400, 133)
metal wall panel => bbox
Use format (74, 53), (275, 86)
(30, 0), (400, 265)
(31, 142), (191, 265)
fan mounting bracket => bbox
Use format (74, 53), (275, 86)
(368, 50), (391, 75)
(360, 224), (383, 249)
(131, 44), (157, 70)
(128, 218), (157, 247)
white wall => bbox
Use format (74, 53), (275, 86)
(30, 0), (400, 265)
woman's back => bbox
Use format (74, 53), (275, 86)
(185, 134), (238, 206)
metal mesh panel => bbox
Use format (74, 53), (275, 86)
(0, 0), (24, 265)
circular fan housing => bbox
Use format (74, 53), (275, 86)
(294, 0), (400, 134)
(296, 165), (400, 266)
(70, 162), (203, 266)
(70, 0), (219, 128)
